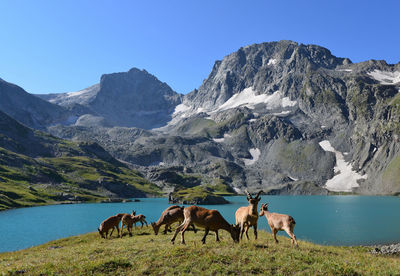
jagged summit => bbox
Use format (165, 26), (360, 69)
(10, 41), (400, 196)
(38, 67), (183, 129)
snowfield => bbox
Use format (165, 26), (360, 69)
(172, 103), (190, 117)
(368, 70), (400, 85)
(216, 88), (297, 112)
(212, 133), (232, 143)
(267, 58), (277, 66)
(243, 148), (261, 166)
(319, 140), (367, 192)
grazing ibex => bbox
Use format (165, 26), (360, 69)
(98, 215), (122, 239)
(120, 211), (138, 237)
(116, 210), (136, 220)
(171, 205), (240, 244)
(235, 190), (263, 240)
(259, 203), (298, 247)
(151, 205), (196, 235)
(133, 214), (148, 228)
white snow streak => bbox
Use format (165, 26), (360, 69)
(216, 88), (297, 112)
(368, 70), (400, 85)
(173, 104), (190, 115)
(267, 59), (277, 65)
(212, 133), (231, 143)
(243, 148), (261, 166)
(336, 69), (353, 72)
(319, 140), (367, 192)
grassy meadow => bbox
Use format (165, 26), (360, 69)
(1, 227), (400, 275)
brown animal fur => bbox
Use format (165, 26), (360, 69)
(151, 205), (196, 235)
(259, 203), (298, 247)
(98, 215), (122, 239)
(235, 190), (262, 241)
(171, 206), (240, 244)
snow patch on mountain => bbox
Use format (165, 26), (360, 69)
(267, 59), (277, 65)
(216, 88), (297, 112)
(243, 148), (261, 166)
(47, 84), (100, 106)
(368, 70), (400, 85)
(319, 140), (367, 192)
(212, 133), (232, 143)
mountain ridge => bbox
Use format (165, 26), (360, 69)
(3, 40), (400, 197)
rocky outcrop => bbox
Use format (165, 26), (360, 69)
(32, 41), (400, 195)
(39, 68), (183, 129)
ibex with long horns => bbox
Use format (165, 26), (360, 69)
(235, 190), (263, 241)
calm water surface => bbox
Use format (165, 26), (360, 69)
(1, 196), (400, 252)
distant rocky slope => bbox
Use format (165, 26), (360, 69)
(0, 78), (73, 129)
(38, 68), (182, 129)
(0, 110), (161, 210)
(11, 41), (400, 196)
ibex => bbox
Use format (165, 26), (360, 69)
(116, 210), (136, 220)
(98, 215), (122, 239)
(119, 211), (137, 238)
(259, 203), (298, 247)
(133, 214), (148, 228)
(171, 205), (240, 244)
(235, 190), (263, 240)
(151, 205), (196, 235)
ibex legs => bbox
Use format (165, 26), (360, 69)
(201, 228), (209, 244)
(284, 227), (298, 247)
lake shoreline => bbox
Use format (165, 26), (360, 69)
(2, 196), (400, 252)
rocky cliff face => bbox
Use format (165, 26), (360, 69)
(0, 79), (73, 129)
(36, 41), (400, 195)
(39, 68), (182, 129)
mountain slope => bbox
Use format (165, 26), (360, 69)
(38, 68), (182, 129)
(0, 110), (161, 210)
(43, 41), (400, 195)
(0, 78), (74, 130)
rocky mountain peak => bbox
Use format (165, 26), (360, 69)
(38, 67), (183, 129)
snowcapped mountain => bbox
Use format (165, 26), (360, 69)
(36, 41), (400, 195)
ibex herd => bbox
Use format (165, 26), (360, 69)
(98, 190), (298, 247)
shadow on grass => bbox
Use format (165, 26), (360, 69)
(136, 232), (151, 236)
(253, 244), (269, 249)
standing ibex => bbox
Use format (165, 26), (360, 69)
(235, 190), (263, 240)
(171, 205), (240, 244)
(98, 215), (122, 239)
(151, 205), (196, 235)
(259, 203), (298, 247)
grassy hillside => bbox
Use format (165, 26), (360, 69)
(0, 110), (162, 211)
(1, 228), (399, 275)
(0, 147), (161, 211)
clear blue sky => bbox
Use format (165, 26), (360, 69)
(1, 0), (399, 95)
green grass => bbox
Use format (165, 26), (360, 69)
(0, 148), (161, 211)
(171, 184), (232, 204)
(1, 228), (399, 275)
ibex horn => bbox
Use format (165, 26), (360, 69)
(245, 189), (252, 199)
(255, 190), (264, 199)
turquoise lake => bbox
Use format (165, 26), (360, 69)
(1, 195), (400, 252)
